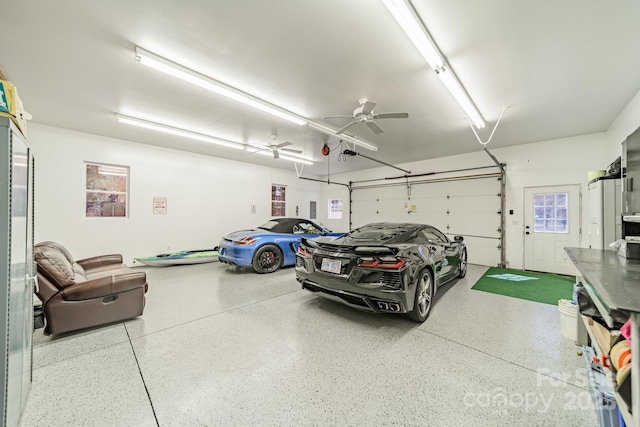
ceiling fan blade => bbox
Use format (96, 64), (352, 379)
(336, 120), (359, 135)
(366, 121), (384, 134)
(361, 100), (376, 116)
(280, 148), (303, 154)
(322, 114), (353, 119)
(275, 141), (292, 149)
(247, 146), (269, 154)
(372, 112), (409, 119)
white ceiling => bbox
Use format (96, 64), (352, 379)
(1, 0), (639, 176)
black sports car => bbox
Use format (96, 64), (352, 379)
(295, 222), (467, 322)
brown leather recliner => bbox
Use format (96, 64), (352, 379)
(34, 241), (148, 335)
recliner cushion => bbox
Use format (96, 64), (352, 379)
(60, 272), (147, 301)
(34, 243), (77, 288)
(36, 241), (75, 264)
(72, 262), (87, 283)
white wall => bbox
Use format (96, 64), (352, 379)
(29, 124), (323, 265)
(321, 87), (640, 269)
(606, 89), (640, 147)
(29, 88), (640, 269)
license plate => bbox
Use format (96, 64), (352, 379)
(321, 258), (342, 274)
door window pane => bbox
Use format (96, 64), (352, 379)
(557, 207), (567, 219)
(533, 192), (569, 234)
(557, 220), (568, 233)
(556, 193), (567, 206)
(544, 207), (555, 219)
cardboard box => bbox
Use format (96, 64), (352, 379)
(0, 79), (27, 137)
(589, 319), (619, 355)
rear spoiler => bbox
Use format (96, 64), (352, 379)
(301, 237), (398, 255)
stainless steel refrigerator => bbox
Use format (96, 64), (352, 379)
(588, 177), (622, 249)
(0, 116), (35, 427)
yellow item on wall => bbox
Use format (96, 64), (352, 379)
(0, 79), (27, 137)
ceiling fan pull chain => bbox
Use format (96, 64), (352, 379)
(466, 106), (509, 147)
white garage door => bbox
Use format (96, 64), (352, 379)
(351, 174), (503, 267)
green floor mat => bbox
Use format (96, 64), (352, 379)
(471, 267), (574, 305)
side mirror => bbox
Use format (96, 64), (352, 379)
(454, 235), (464, 243)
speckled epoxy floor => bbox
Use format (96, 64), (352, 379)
(20, 263), (599, 426)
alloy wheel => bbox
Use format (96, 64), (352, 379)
(417, 272), (433, 317)
(458, 249), (467, 278)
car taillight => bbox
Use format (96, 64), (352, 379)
(297, 244), (311, 257)
(233, 237), (256, 245)
(359, 256), (405, 269)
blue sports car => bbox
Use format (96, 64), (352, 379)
(218, 218), (344, 273)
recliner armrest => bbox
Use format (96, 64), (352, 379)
(60, 272), (147, 301)
(76, 254), (123, 271)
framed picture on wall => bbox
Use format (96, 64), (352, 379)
(84, 162), (129, 218)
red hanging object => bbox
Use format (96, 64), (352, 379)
(321, 144), (330, 156)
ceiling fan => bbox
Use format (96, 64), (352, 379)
(323, 98), (409, 135)
(250, 136), (303, 159)
(266, 141), (303, 159)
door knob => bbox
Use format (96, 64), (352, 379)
(525, 225), (530, 229)
(525, 231), (530, 235)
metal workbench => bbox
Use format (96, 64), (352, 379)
(565, 247), (639, 427)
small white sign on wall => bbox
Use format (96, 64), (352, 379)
(153, 197), (167, 214)
(328, 198), (342, 219)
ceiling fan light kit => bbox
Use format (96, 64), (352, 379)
(382, 0), (486, 129)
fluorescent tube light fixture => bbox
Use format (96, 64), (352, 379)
(382, 0), (486, 129)
(135, 47), (379, 151)
(436, 68), (485, 130)
(115, 114), (245, 150)
(382, 0), (444, 70)
(135, 47), (307, 126)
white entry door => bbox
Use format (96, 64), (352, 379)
(524, 185), (580, 275)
